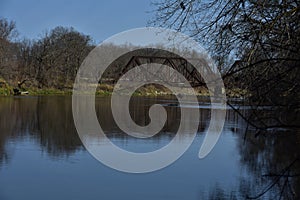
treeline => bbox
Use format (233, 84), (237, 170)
(0, 18), (95, 90)
(152, 0), (300, 129)
(0, 18), (208, 96)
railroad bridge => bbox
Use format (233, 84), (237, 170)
(104, 55), (215, 88)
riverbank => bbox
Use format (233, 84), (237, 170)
(0, 80), (248, 98)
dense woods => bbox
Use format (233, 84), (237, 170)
(151, 0), (300, 130)
(0, 18), (94, 91)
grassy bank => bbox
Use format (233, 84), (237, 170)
(0, 81), (248, 98)
(0, 78), (13, 96)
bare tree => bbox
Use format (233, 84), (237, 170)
(0, 18), (17, 41)
(150, 0), (300, 130)
(151, 1), (300, 198)
(0, 18), (18, 82)
(30, 26), (94, 88)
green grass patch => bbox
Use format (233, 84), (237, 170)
(27, 88), (72, 95)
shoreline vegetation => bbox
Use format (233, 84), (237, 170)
(0, 77), (248, 97)
(0, 78), (249, 98)
(0, 18), (249, 100)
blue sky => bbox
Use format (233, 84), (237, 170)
(0, 0), (154, 43)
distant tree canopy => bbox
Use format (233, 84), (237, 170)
(0, 18), (18, 81)
(151, 0), (300, 130)
(0, 18), (95, 89)
(30, 26), (94, 88)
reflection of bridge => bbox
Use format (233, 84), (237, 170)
(116, 55), (211, 87)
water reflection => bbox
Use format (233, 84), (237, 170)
(0, 96), (203, 163)
(0, 96), (82, 162)
(237, 129), (300, 199)
(0, 96), (299, 199)
(205, 122), (300, 199)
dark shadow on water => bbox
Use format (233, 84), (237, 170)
(0, 96), (299, 199)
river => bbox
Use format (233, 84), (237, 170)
(0, 96), (299, 199)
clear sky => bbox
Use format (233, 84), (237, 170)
(0, 0), (154, 43)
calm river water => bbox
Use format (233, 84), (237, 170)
(0, 96), (299, 200)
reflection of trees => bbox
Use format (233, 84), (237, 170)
(238, 130), (300, 199)
(97, 96), (181, 133)
(35, 97), (82, 157)
(225, 107), (300, 199)
(96, 96), (210, 138)
(0, 97), (38, 165)
(0, 97), (83, 164)
(206, 119), (300, 199)
(1, 96), (211, 164)
(3, 97), (299, 198)
(196, 109), (300, 199)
